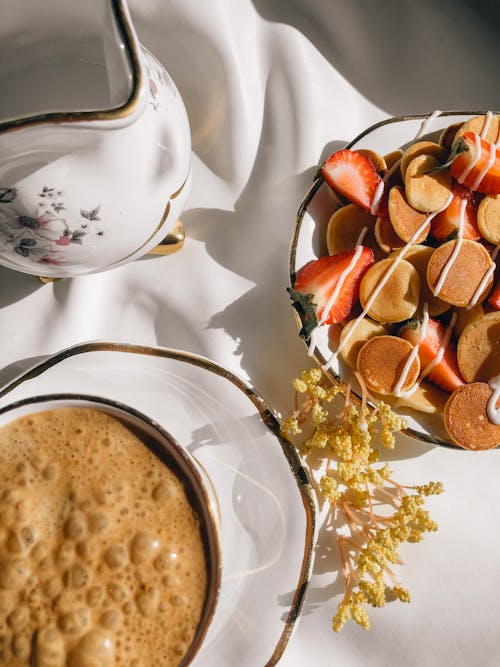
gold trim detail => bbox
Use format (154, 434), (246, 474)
(148, 220), (185, 255)
(37, 276), (60, 284)
(110, 175), (188, 265)
(0, 341), (316, 665)
(0, 0), (142, 134)
(289, 111), (500, 450)
(170, 181), (187, 200)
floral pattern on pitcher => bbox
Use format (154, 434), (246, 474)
(143, 47), (172, 113)
(0, 187), (104, 266)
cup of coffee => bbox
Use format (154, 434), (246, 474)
(0, 393), (221, 666)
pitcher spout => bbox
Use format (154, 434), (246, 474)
(0, 0), (144, 131)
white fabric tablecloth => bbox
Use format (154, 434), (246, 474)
(1, 1), (500, 664)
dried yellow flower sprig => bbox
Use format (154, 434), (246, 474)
(281, 366), (443, 632)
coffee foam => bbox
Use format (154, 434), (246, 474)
(0, 407), (208, 666)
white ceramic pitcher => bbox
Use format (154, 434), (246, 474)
(0, 0), (191, 278)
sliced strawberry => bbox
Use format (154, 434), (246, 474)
(321, 149), (387, 216)
(488, 276), (500, 310)
(289, 247), (374, 339)
(399, 317), (465, 394)
(430, 182), (480, 241)
(450, 132), (500, 195)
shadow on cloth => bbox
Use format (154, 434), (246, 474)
(0, 266), (44, 308)
(178, 54), (350, 415)
(251, 0), (500, 115)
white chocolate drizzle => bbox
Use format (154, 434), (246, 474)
(467, 244), (499, 309)
(457, 132), (481, 184)
(487, 375), (500, 425)
(393, 303), (429, 397)
(432, 198), (467, 297)
(370, 180), (385, 215)
(471, 140), (496, 191)
(323, 191), (454, 371)
(414, 110), (442, 140)
(397, 311), (458, 399)
(480, 111), (493, 139)
(419, 312), (457, 379)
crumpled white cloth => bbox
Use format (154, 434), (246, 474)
(1, 1), (500, 664)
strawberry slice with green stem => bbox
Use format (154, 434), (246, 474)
(321, 149), (388, 217)
(430, 182), (480, 241)
(443, 131), (500, 195)
(289, 247), (374, 340)
(399, 317), (465, 394)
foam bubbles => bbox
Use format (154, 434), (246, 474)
(0, 558), (30, 589)
(103, 545), (127, 570)
(129, 532), (160, 564)
(56, 541), (75, 569)
(36, 626), (66, 665)
(59, 607), (91, 635)
(100, 608), (121, 630)
(135, 586), (159, 617)
(64, 513), (88, 540)
(7, 604), (30, 630)
(87, 586), (103, 608)
(88, 512), (109, 535)
(0, 407), (209, 667)
(11, 633), (30, 659)
(154, 549), (177, 571)
(68, 629), (114, 667)
(152, 480), (177, 502)
(68, 563), (90, 589)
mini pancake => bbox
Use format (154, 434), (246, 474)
(454, 303), (484, 338)
(374, 216), (405, 254)
(404, 154), (453, 213)
(389, 245), (450, 317)
(439, 122), (462, 152)
(393, 380), (447, 415)
(359, 257), (420, 323)
(383, 149), (404, 188)
(477, 194), (500, 245)
(388, 185), (430, 243)
(454, 114), (500, 146)
(400, 141), (447, 181)
(357, 149), (386, 173)
(357, 335), (420, 395)
(427, 239), (494, 307)
(384, 149), (404, 171)
(338, 317), (386, 368)
(444, 382), (500, 450)
(326, 204), (377, 255)
(457, 311), (500, 383)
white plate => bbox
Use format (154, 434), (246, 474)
(290, 111), (498, 448)
(0, 341), (316, 666)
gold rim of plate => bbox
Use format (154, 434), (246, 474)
(0, 341), (317, 666)
(289, 110), (500, 451)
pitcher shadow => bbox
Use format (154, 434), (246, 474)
(0, 265), (45, 308)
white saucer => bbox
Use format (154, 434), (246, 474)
(0, 341), (316, 666)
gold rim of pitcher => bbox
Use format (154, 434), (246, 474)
(0, 0), (142, 134)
